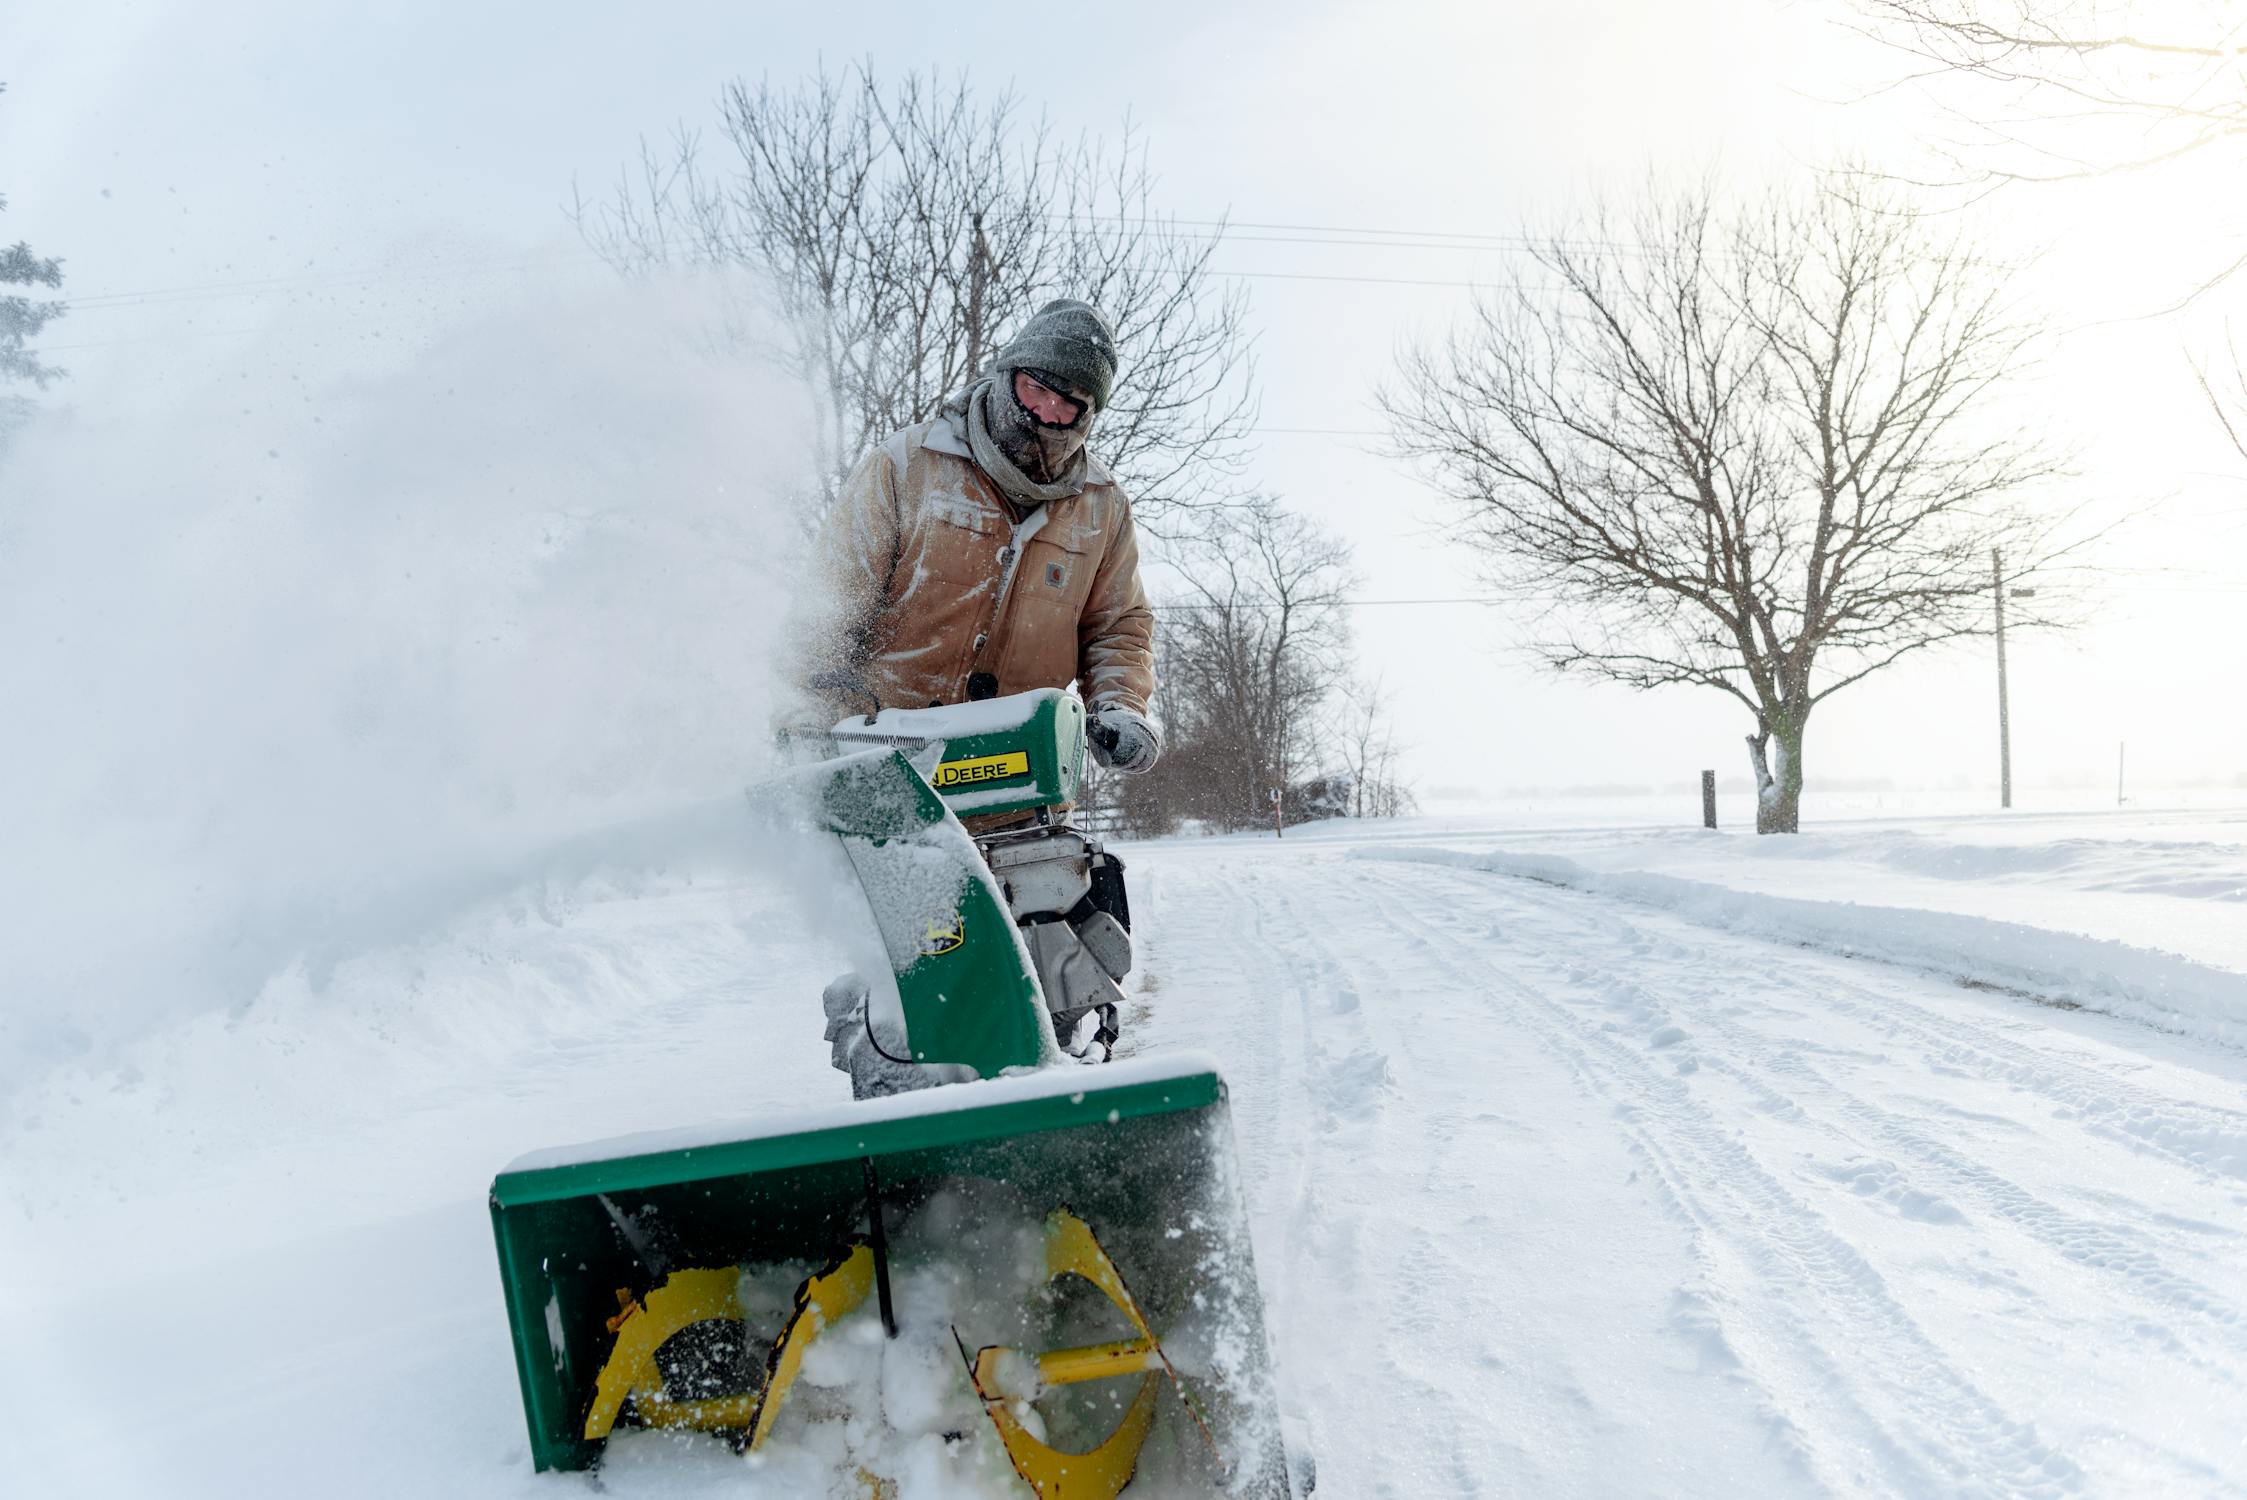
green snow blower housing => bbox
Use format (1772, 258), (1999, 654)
(488, 690), (1294, 1497)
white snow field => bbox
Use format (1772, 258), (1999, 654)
(8, 801), (2247, 1497)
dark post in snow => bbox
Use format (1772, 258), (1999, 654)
(1994, 547), (2012, 810)
(1270, 786), (1283, 839)
(1701, 770), (1717, 829)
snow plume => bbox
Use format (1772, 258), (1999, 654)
(0, 271), (816, 1103)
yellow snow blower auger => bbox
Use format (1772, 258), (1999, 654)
(489, 689), (1298, 1497)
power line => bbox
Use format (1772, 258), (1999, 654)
(1152, 582), (2247, 612)
(1150, 596), (1521, 611)
(40, 200), (2029, 317)
(1051, 210), (1669, 256)
(51, 215), (1568, 312)
(1207, 231), (1534, 252)
(50, 257), (1509, 317)
(1213, 269), (1499, 289)
(29, 263), (1515, 358)
(1079, 212), (1542, 244)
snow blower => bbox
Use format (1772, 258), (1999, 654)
(489, 689), (1296, 1497)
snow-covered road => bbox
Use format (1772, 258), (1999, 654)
(10, 813), (2247, 1497)
(1147, 837), (2247, 1499)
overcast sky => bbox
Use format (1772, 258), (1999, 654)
(10, 0), (2245, 806)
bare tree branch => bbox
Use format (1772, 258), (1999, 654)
(2194, 320), (2247, 462)
(1850, 2), (2247, 193)
(573, 63), (1256, 538)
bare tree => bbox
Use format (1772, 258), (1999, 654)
(1128, 497), (1357, 831)
(1854, 2), (2247, 191)
(1336, 676), (1417, 818)
(1385, 175), (2085, 833)
(1852, 4), (2247, 456)
(574, 65), (1255, 535)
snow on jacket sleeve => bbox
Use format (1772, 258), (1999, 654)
(1077, 493), (1155, 716)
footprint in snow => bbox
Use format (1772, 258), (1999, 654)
(1311, 1047), (1394, 1126)
(1813, 1157), (1967, 1225)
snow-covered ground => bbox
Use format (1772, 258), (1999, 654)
(9, 800), (2247, 1496)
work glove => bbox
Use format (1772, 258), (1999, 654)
(1088, 704), (1162, 775)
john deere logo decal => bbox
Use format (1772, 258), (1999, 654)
(920, 918), (964, 956)
(932, 751), (1030, 789)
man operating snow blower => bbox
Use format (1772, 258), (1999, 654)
(491, 302), (1297, 1497)
(793, 298), (1164, 1091)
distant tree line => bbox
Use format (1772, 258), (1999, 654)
(1085, 497), (1416, 837)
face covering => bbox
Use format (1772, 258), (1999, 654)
(993, 367), (1091, 482)
(958, 368), (1096, 510)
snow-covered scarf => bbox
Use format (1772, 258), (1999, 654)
(945, 375), (1091, 512)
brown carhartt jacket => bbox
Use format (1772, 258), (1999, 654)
(800, 415), (1155, 718)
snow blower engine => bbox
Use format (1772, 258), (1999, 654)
(488, 689), (1299, 1499)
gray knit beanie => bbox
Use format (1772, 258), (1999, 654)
(994, 298), (1118, 411)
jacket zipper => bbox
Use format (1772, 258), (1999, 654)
(971, 544), (1012, 660)
(968, 504), (1049, 671)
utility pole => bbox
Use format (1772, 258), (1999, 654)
(963, 212), (991, 382)
(1992, 550), (2038, 811)
(1995, 548), (2012, 809)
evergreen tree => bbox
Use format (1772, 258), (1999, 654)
(1, 82), (67, 446)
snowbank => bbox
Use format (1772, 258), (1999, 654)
(1359, 845), (2247, 1049)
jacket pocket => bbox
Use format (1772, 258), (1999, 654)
(1019, 529), (1093, 615)
(999, 527), (1098, 690)
(912, 511), (1009, 588)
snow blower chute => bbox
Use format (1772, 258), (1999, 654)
(489, 689), (1295, 1497)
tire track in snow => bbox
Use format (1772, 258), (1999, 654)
(1136, 856), (1335, 1489)
(1420, 862), (2247, 1491)
(1262, 865), (1528, 1496)
(1371, 856), (2247, 1375)
(1353, 862), (2087, 1500)
(1510, 901), (2247, 1377)
(1680, 1005), (2247, 1364)
(1504, 898), (2247, 1476)
(1383, 847), (2247, 1188)
(1772, 966), (2247, 1189)
(1179, 860), (1503, 1497)
(1376, 854), (2247, 1495)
